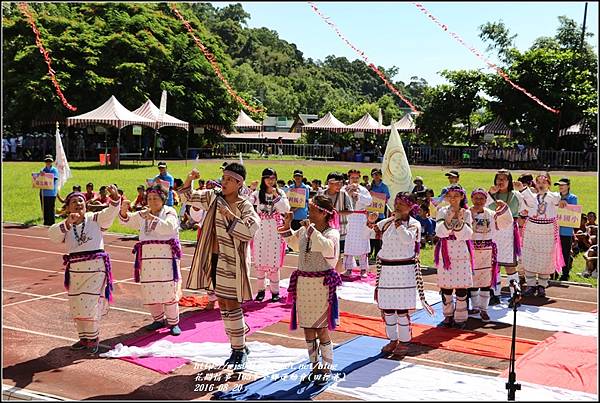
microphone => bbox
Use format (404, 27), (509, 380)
(509, 279), (521, 305)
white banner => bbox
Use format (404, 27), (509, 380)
(54, 122), (71, 191)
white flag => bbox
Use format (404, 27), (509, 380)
(239, 152), (244, 165)
(378, 108), (383, 128)
(381, 121), (412, 209)
(54, 122), (71, 191)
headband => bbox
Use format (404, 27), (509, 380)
(146, 188), (164, 195)
(312, 203), (334, 215)
(64, 192), (86, 205)
(394, 194), (420, 217)
(223, 170), (243, 183)
(445, 186), (468, 209)
(471, 188), (488, 198)
(206, 180), (222, 188)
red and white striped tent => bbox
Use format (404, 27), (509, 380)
(559, 119), (593, 137)
(235, 110), (262, 130)
(132, 99), (189, 131)
(474, 116), (515, 137)
(65, 95), (155, 129)
(346, 113), (389, 134)
(302, 112), (348, 133)
(386, 113), (418, 132)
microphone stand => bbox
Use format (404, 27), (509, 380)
(506, 279), (522, 401)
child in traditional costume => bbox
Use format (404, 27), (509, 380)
(434, 185), (474, 329)
(470, 188), (513, 321)
(280, 195), (342, 385)
(486, 169), (525, 306)
(342, 169), (372, 278)
(250, 168), (290, 302)
(514, 173), (566, 298)
(119, 185), (183, 336)
(178, 163), (260, 372)
(48, 185), (121, 353)
(369, 192), (434, 353)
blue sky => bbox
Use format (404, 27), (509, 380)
(209, 1), (598, 86)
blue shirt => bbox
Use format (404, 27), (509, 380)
(290, 183), (310, 220)
(41, 166), (59, 197)
(559, 192), (578, 237)
(415, 216), (436, 236)
(156, 172), (175, 206)
(370, 180), (391, 219)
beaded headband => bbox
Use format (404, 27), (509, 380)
(394, 193), (420, 217)
(471, 188), (488, 198)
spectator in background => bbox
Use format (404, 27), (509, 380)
(278, 179), (289, 191)
(87, 185), (110, 212)
(369, 168), (391, 261)
(289, 169), (311, 231)
(83, 182), (97, 202)
(132, 185), (147, 212)
(415, 204), (436, 248)
(411, 176), (428, 198)
(310, 179), (323, 198)
(173, 178), (184, 206)
(361, 175), (370, 189)
(155, 161), (174, 207)
(554, 177), (578, 281)
(438, 170), (462, 199)
(40, 154), (59, 226)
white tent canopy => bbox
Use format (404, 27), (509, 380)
(559, 119), (593, 137)
(386, 113), (418, 132)
(346, 113), (389, 133)
(132, 99), (189, 131)
(66, 95), (155, 129)
(302, 112), (348, 133)
(235, 110), (262, 129)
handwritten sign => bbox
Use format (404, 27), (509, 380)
(367, 192), (387, 214)
(146, 178), (171, 193)
(32, 172), (54, 190)
(557, 204), (582, 228)
(287, 187), (307, 209)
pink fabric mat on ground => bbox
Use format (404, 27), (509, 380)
(341, 268), (377, 285)
(119, 288), (291, 374)
(500, 332), (598, 395)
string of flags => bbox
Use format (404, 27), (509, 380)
(171, 4), (265, 114)
(18, 2), (77, 111)
(412, 2), (560, 115)
(307, 1), (419, 114)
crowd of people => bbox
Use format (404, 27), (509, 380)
(41, 155), (597, 382)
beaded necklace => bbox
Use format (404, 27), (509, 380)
(72, 219), (89, 246)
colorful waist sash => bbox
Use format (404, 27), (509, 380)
(132, 239), (182, 283)
(62, 249), (113, 302)
(287, 268), (342, 331)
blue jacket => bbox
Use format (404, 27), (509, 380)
(41, 166), (59, 197)
(370, 180), (391, 220)
(559, 192), (578, 237)
(156, 172), (175, 206)
(290, 183), (310, 220)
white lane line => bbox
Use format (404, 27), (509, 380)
(3, 325), (112, 349)
(3, 264), (60, 274)
(3, 246), (133, 265)
(3, 232), (197, 256)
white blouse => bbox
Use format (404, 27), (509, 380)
(118, 205), (180, 241)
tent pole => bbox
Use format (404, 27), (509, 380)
(152, 127), (158, 166)
(185, 129), (189, 166)
(104, 130), (108, 167)
(117, 127), (121, 169)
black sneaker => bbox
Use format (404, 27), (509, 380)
(559, 275), (570, 282)
(70, 339), (88, 350)
(522, 286), (537, 297)
(488, 295), (501, 306)
(438, 316), (454, 328)
(145, 320), (165, 331)
(536, 285), (546, 298)
(255, 290), (266, 302)
(453, 321), (467, 330)
(224, 349), (237, 368)
(270, 293), (281, 303)
(232, 346), (250, 373)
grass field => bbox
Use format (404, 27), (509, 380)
(3, 159), (597, 286)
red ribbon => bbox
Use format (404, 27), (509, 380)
(307, 2), (419, 114)
(412, 2), (559, 115)
(18, 3), (77, 111)
(170, 4), (264, 114)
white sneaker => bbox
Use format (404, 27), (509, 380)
(360, 270), (368, 278)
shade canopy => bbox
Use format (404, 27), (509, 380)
(559, 120), (593, 137)
(346, 113), (389, 133)
(387, 113), (418, 132)
(235, 110), (262, 129)
(302, 112), (347, 133)
(475, 116), (515, 136)
(66, 95), (155, 129)
(132, 99), (189, 131)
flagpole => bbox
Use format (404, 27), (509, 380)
(186, 129), (189, 166)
